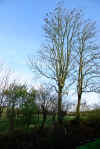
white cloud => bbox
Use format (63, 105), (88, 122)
(9, 70), (43, 90)
(64, 90), (100, 111)
(82, 92), (100, 108)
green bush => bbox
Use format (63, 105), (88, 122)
(0, 119), (9, 132)
(86, 109), (100, 128)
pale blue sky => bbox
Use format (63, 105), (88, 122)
(0, 0), (100, 87)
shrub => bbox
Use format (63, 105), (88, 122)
(86, 109), (100, 128)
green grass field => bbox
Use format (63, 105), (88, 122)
(77, 138), (100, 149)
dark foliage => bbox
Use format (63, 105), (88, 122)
(0, 121), (100, 149)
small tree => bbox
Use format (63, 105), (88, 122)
(0, 63), (11, 118)
(36, 85), (57, 128)
(21, 87), (37, 128)
(3, 81), (27, 131)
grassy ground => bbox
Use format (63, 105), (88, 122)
(77, 138), (100, 149)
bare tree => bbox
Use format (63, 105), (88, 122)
(36, 85), (57, 127)
(0, 63), (11, 118)
(74, 19), (100, 119)
(29, 3), (82, 123)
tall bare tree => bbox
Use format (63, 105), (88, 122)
(29, 3), (82, 123)
(75, 19), (100, 119)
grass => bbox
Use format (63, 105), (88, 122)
(77, 138), (100, 149)
(0, 114), (76, 133)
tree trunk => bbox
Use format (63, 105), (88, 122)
(76, 93), (81, 120)
(58, 87), (63, 124)
(8, 106), (15, 132)
(52, 111), (56, 123)
(9, 116), (14, 131)
(0, 107), (3, 118)
(40, 106), (47, 130)
(37, 111), (40, 122)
